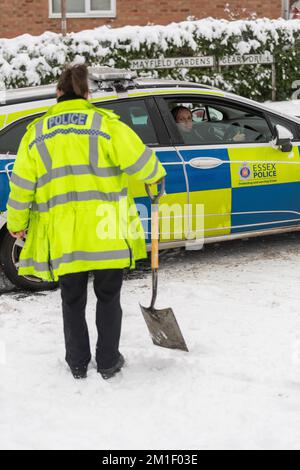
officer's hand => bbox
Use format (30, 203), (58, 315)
(233, 131), (246, 142)
(9, 230), (26, 239)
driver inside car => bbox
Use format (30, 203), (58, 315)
(172, 106), (247, 143)
(171, 106), (202, 144)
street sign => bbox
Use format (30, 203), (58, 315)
(130, 56), (215, 70)
(219, 54), (274, 66)
(129, 52), (276, 100)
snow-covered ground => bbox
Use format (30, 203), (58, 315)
(1, 233), (300, 450)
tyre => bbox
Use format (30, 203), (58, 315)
(0, 231), (58, 291)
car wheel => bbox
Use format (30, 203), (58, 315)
(0, 231), (58, 291)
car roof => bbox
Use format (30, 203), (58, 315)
(0, 78), (217, 107)
(1, 84), (57, 105)
(134, 78), (215, 89)
(1, 77), (300, 126)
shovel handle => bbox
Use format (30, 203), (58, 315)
(145, 178), (165, 204)
(146, 179), (165, 270)
(151, 204), (159, 270)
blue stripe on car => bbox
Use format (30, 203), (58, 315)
(156, 150), (187, 194)
(178, 148), (231, 192)
(0, 159), (14, 212)
(231, 182), (300, 233)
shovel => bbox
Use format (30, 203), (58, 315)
(140, 179), (189, 352)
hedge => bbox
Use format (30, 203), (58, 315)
(1, 18), (300, 101)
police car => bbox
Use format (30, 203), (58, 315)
(1, 67), (300, 290)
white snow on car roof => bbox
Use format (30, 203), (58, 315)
(2, 81), (300, 128)
(1, 79), (220, 106)
(4, 84), (56, 101)
(263, 100), (300, 118)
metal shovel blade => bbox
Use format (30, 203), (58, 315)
(140, 304), (189, 352)
(140, 180), (188, 352)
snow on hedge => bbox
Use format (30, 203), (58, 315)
(1, 18), (300, 100)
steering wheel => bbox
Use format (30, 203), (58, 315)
(206, 126), (224, 142)
(223, 122), (244, 142)
(223, 123), (264, 143)
(243, 125), (264, 142)
(192, 127), (206, 142)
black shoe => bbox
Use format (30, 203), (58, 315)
(97, 354), (125, 380)
(70, 366), (88, 379)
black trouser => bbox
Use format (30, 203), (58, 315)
(59, 269), (124, 370)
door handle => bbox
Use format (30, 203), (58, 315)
(189, 157), (224, 169)
(5, 162), (14, 180)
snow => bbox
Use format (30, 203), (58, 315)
(1, 18), (300, 88)
(1, 61), (300, 450)
(265, 100), (300, 117)
(2, 234), (300, 450)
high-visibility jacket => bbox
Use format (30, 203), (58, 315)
(7, 98), (166, 282)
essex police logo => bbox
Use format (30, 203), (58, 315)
(239, 164), (251, 180)
(238, 162), (277, 186)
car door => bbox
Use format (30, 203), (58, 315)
(229, 110), (300, 234)
(157, 96), (233, 241)
(157, 95), (300, 241)
(96, 97), (188, 245)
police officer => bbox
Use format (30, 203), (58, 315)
(7, 64), (166, 380)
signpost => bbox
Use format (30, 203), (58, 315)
(61, 0), (67, 37)
(282, 0), (291, 19)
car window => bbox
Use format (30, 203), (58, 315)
(208, 107), (224, 121)
(0, 99), (159, 156)
(0, 117), (37, 154)
(96, 99), (158, 145)
(167, 99), (273, 146)
(268, 115), (298, 141)
(192, 106), (223, 123)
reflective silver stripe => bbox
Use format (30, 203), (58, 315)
(123, 146), (153, 175)
(11, 173), (36, 191)
(7, 198), (31, 210)
(51, 249), (130, 270)
(31, 188), (128, 212)
(36, 164), (122, 188)
(19, 259), (50, 271)
(36, 121), (52, 173)
(19, 249), (130, 271)
(145, 157), (159, 182)
(89, 113), (102, 172)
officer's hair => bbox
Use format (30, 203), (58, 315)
(57, 64), (89, 98)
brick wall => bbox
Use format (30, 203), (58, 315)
(0, 0), (283, 39)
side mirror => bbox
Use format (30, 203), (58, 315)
(272, 124), (294, 152)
